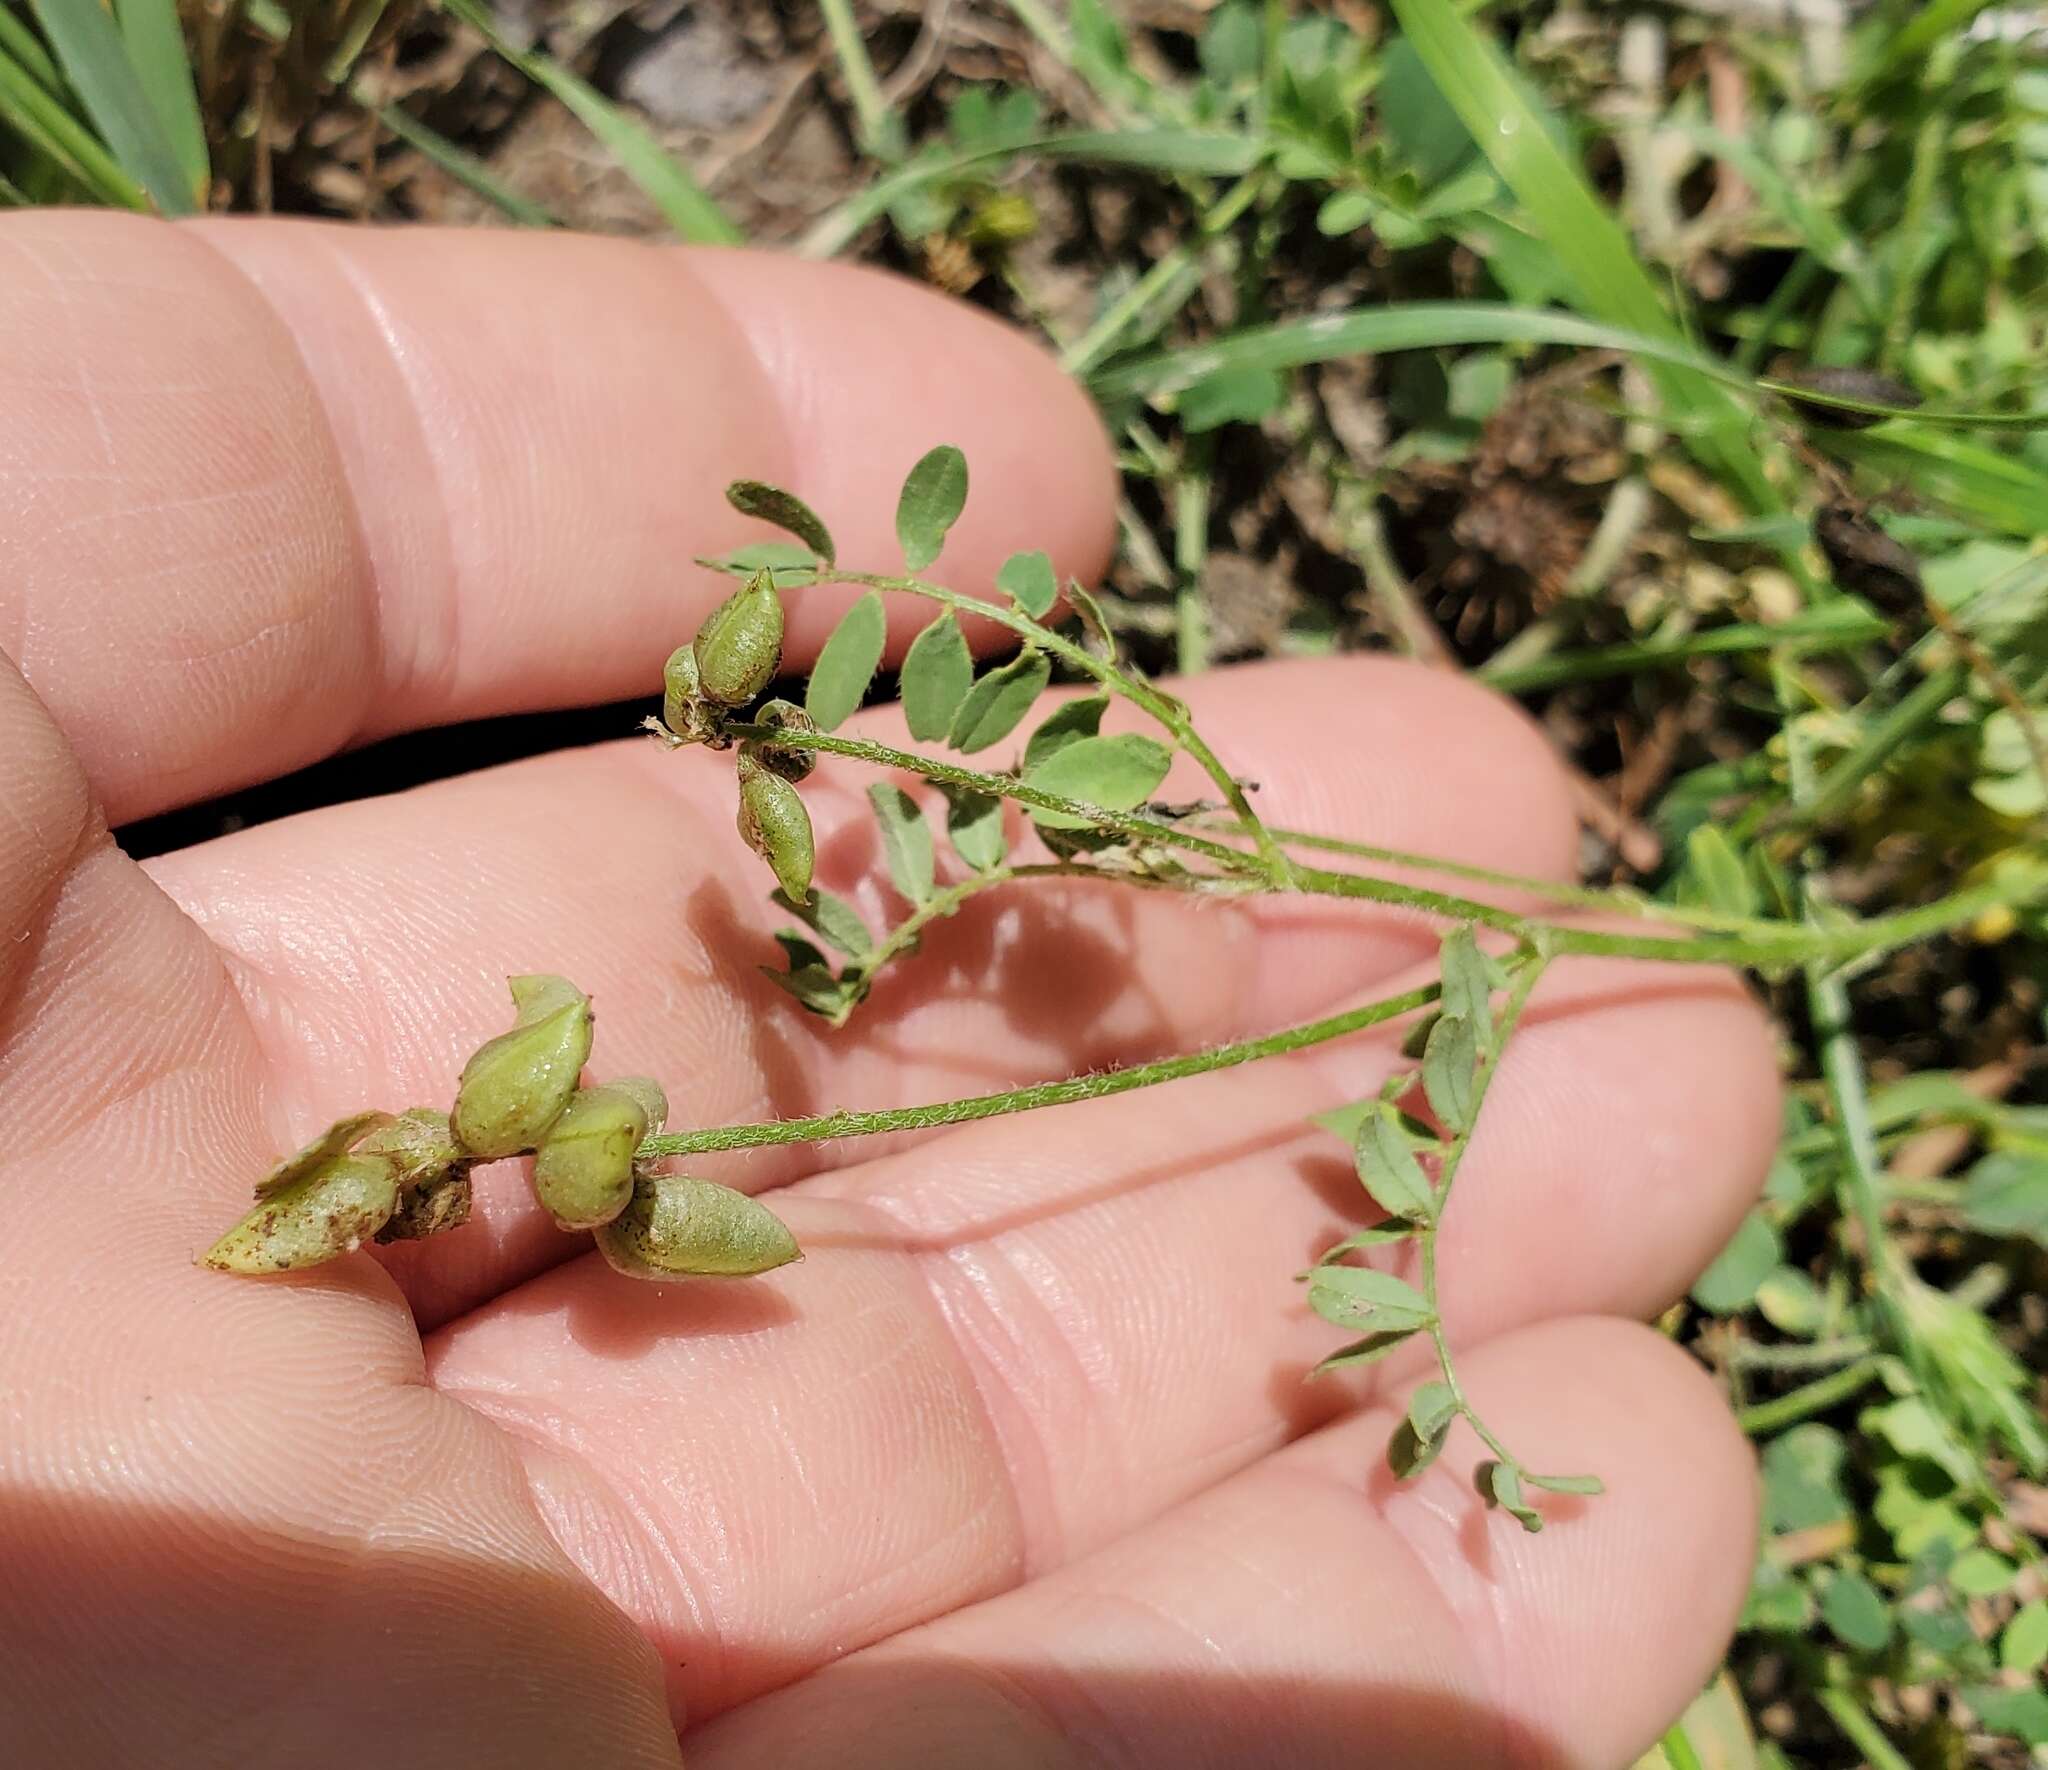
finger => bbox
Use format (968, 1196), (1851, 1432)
(0, 211), (1115, 823)
(423, 944), (1776, 1724)
(146, 654), (1580, 1326)
(0, 658), (683, 1769)
(681, 1319), (1759, 1770)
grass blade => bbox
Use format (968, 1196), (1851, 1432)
(1386, 0), (1775, 511)
(114, 0), (208, 204)
(0, 7), (62, 93)
(801, 128), (1260, 257)
(374, 101), (558, 227)
(1824, 430), (2048, 539)
(27, 0), (196, 212)
(438, 0), (741, 245)
(0, 38), (148, 209)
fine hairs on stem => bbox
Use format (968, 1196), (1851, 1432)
(203, 445), (2048, 1533)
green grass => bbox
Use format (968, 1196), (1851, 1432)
(4, 0), (2043, 1760)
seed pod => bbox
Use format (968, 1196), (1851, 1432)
(737, 757), (815, 905)
(593, 1174), (801, 1279)
(531, 1083), (653, 1229)
(201, 1153), (401, 1272)
(1813, 502), (1924, 618)
(358, 1107), (463, 1193)
(452, 974), (593, 1159)
(1778, 365), (1922, 431)
(252, 1110), (394, 1198)
(741, 698), (818, 783)
(693, 570), (784, 707)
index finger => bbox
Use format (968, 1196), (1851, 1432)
(0, 212), (1115, 824)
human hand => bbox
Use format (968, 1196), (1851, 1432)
(0, 214), (1777, 1768)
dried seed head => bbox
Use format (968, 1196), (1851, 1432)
(451, 974), (594, 1159)
(201, 1152), (401, 1272)
(742, 698), (819, 783)
(693, 570), (784, 708)
(1813, 503), (1924, 617)
(593, 1174), (801, 1279)
(737, 757), (816, 905)
(376, 1170), (473, 1242)
(1778, 365), (1922, 431)
(531, 1083), (653, 1230)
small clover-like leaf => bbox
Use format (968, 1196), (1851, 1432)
(897, 444), (969, 571)
(1476, 1460), (1544, 1533)
(941, 784), (1007, 872)
(1438, 926), (1495, 1054)
(695, 540), (820, 583)
(997, 549), (1058, 618)
(1407, 1380), (1459, 1443)
(1304, 1265), (1434, 1334)
(726, 479), (836, 564)
(901, 611), (973, 741)
(806, 590), (887, 730)
(1315, 1223), (1417, 1263)
(1355, 1104), (1436, 1223)
(1523, 1471), (1605, 1496)
(1386, 1379), (1460, 1480)
(774, 887), (873, 962)
(1421, 1011), (1478, 1136)
(762, 932), (856, 1019)
(950, 648), (1050, 752)
(867, 784), (936, 906)
(1022, 732), (1172, 831)
(1313, 1328), (1421, 1374)
(1022, 695), (1108, 772)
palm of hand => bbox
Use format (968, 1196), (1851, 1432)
(0, 214), (1774, 1770)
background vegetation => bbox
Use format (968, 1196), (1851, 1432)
(3, 1), (2044, 1763)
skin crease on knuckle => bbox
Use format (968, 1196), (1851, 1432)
(0, 212), (1776, 1770)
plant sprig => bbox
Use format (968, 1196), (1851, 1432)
(205, 443), (2048, 1537)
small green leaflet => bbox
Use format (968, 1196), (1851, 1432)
(698, 539), (820, 582)
(1387, 1378), (1459, 1478)
(1421, 1011), (1478, 1134)
(1354, 1105), (1436, 1223)
(1314, 1328), (1421, 1374)
(1315, 1222), (1416, 1263)
(774, 887), (873, 962)
(901, 612), (973, 741)
(1475, 1460), (1544, 1533)
(1689, 1208), (1783, 1313)
(1523, 1470), (1603, 1496)
(726, 479), (836, 564)
(807, 590), (887, 730)
(897, 444), (969, 572)
(996, 549), (1059, 617)
(866, 785), (935, 906)
(1820, 1570), (1891, 1652)
(762, 932), (856, 1018)
(950, 648), (1050, 752)
(1437, 926), (1497, 1052)
(1304, 1264), (1434, 1333)
(1679, 824), (1757, 919)
(1022, 733), (1172, 831)
(1022, 696), (1108, 772)
(941, 785), (1006, 872)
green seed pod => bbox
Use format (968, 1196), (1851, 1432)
(357, 1106), (463, 1194)
(201, 1153), (401, 1273)
(531, 1083), (652, 1230)
(693, 569), (784, 707)
(593, 1174), (801, 1280)
(741, 697), (818, 783)
(608, 1074), (670, 1133)
(737, 757), (815, 905)
(451, 974), (594, 1159)
(252, 1110), (394, 1198)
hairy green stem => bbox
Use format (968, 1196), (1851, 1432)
(1421, 945), (1553, 1471)
(637, 981), (1440, 1159)
(829, 570), (1292, 876)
